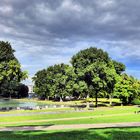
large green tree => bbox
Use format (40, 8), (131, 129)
(46, 64), (71, 101)
(33, 64), (76, 101)
(114, 74), (140, 105)
(71, 47), (122, 107)
(0, 41), (28, 98)
(33, 46), (131, 107)
(71, 47), (112, 107)
(84, 61), (117, 107)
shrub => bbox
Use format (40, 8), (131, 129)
(131, 98), (140, 105)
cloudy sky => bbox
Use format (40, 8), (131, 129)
(0, 0), (140, 84)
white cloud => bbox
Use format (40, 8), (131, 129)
(61, 0), (82, 12)
(0, 5), (13, 15)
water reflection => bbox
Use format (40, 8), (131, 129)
(0, 99), (67, 109)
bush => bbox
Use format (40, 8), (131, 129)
(131, 99), (140, 105)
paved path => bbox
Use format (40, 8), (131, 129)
(0, 122), (140, 131)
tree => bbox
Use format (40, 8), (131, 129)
(33, 69), (48, 99)
(131, 78), (140, 100)
(115, 74), (132, 104)
(114, 74), (140, 105)
(104, 61), (119, 106)
(71, 47), (111, 107)
(48, 64), (75, 101)
(84, 61), (118, 107)
(0, 41), (28, 98)
(99, 60), (125, 106)
(33, 64), (76, 101)
(33, 46), (133, 108)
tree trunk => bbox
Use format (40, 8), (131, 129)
(109, 94), (112, 106)
(86, 93), (90, 109)
(95, 92), (98, 107)
(9, 94), (11, 100)
(60, 96), (63, 102)
(47, 96), (50, 100)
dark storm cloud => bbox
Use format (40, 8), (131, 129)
(1, 0), (140, 40)
(0, 0), (140, 83)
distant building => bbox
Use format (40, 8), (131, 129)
(27, 85), (38, 98)
(27, 85), (34, 93)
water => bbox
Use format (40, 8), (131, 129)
(0, 99), (66, 108)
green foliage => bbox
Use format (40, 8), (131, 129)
(1, 41), (139, 105)
(33, 46), (140, 106)
(114, 74), (140, 104)
(33, 69), (48, 99)
(33, 64), (76, 101)
(71, 47), (118, 107)
(71, 47), (110, 72)
(131, 98), (140, 105)
(112, 60), (126, 74)
(73, 81), (88, 98)
(49, 64), (73, 101)
(0, 41), (28, 97)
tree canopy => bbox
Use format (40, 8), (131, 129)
(71, 47), (119, 107)
(33, 46), (140, 107)
(1, 41), (139, 106)
(0, 41), (28, 98)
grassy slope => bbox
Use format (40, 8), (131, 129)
(1, 127), (140, 140)
(1, 106), (140, 127)
(2, 113), (140, 127)
(1, 100), (140, 139)
(0, 106), (137, 122)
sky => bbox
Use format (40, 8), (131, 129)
(0, 0), (140, 84)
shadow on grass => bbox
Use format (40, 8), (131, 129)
(1, 127), (140, 140)
(101, 102), (122, 106)
(4, 124), (54, 128)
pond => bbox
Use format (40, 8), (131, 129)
(0, 99), (67, 110)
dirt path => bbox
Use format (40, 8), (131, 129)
(1, 122), (140, 131)
(0, 113), (133, 125)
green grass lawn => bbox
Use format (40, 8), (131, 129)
(1, 100), (140, 139)
(1, 127), (140, 140)
(2, 113), (140, 127)
(0, 106), (137, 121)
(1, 106), (140, 127)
